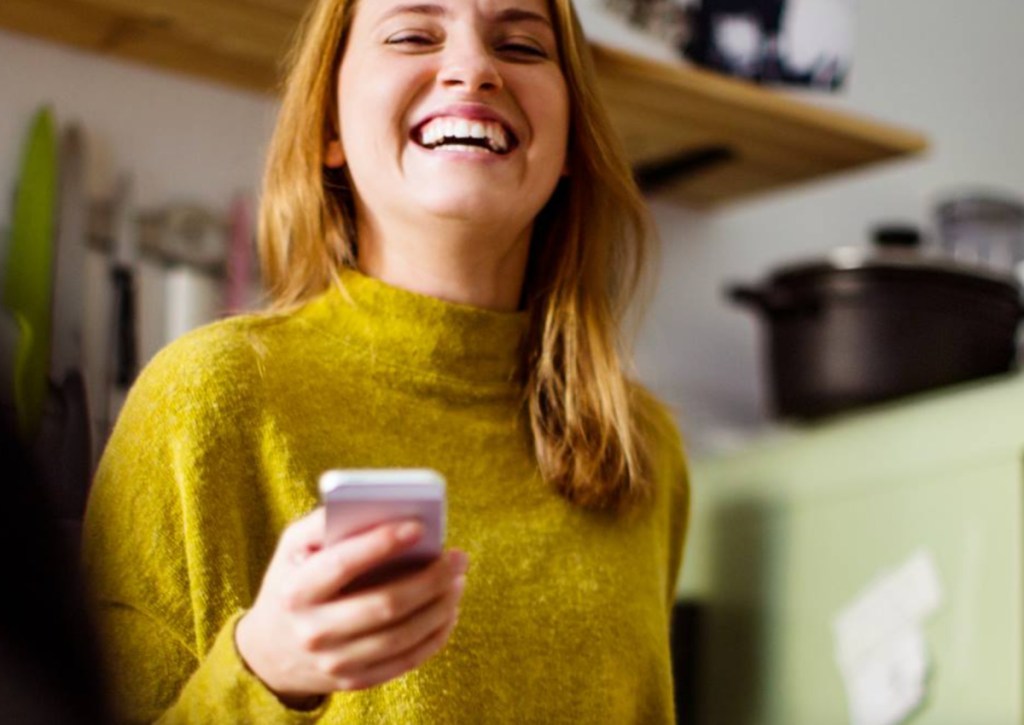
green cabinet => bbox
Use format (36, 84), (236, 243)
(682, 374), (1024, 724)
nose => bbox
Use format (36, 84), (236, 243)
(437, 37), (503, 93)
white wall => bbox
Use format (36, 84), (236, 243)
(582, 0), (1024, 454)
(0, 29), (278, 446)
(0, 30), (276, 221)
(3, 0), (1023, 456)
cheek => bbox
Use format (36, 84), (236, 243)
(337, 64), (417, 151)
(528, 76), (570, 154)
(540, 74), (573, 134)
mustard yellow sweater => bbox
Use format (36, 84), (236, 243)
(83, 269), (690, 724)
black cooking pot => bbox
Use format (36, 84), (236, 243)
(730, 246), (1024, 420)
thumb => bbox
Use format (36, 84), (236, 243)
(276, 507), (326, 565)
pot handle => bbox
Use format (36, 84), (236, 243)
(728, 284), (804, 314)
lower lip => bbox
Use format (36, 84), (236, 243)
(410, 141), (514, 164)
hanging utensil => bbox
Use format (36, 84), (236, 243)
(104, 174), (139, 436)
(34, 123), (93, 521)
(137, 204), (227, 275)
(2, 107), (57, 440)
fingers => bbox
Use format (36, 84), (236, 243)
(312, 550), (467, 641)
(243, 508), (468, 699)
(289, 519), (426, 607)
(275, 508), (327, 563)
(337, 612), (460, 691)
(323, 576), (464, 670)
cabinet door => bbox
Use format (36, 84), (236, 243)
(688, 460), (1023, 725)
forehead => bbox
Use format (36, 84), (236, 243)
(352, 0), (556, 25)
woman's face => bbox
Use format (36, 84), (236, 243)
(332, 0), (570, 237)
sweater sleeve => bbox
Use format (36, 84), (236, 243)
(663, 424), (691, 611)
(82, 325), (327, 724)
(633, 385), (692, 612)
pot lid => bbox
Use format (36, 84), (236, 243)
(770, 245), (1021, 290)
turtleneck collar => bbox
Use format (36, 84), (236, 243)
(306, 267), (530, 387)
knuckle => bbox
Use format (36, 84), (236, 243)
(377, 530), (404, 557)
(324, 653), (352, 678)
(280, 583), (304, 611)
(315, 655), (336, 677)
(435, 562), (457, 590)
(372, 594), (401, 623)
(294, 622), (326, 653)
(331, 558), (355, 586)
(335, 675), (362, 691)
(381, 628), (412, 654)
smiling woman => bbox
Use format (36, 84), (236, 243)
(328, 0), (570, 309)
(81, 0), (690, 722)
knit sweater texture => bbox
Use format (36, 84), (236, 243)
(82, 268), (690, 724)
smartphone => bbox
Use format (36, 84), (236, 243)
(319, 468), (446, 591)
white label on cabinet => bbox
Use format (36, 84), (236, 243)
(833, 549), (943, 725)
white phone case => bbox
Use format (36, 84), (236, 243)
(319, 469), (447, 587)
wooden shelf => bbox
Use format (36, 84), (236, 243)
(0, 0), (300, 91)
(1, 0), (928, 206)
(591, 45), (928, 206)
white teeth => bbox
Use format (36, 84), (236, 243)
(485, 124), (508, 152)
(417, 116), (510, 153)
(436, 144), (490, 154)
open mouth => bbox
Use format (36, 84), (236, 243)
(412, 116), (519, 156)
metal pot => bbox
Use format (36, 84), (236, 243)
(730, 243), (1024, 420)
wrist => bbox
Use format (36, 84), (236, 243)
(231, 610), (266, 688)
(234, 610), (325, 711)
(234, 610), (282, 695)
(234, 609), (261, 675)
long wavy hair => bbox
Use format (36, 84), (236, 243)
(259, 0), (658, 512)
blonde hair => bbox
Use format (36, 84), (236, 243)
(259, 0), (658, 511)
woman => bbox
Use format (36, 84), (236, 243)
(83, 0), (690, 722)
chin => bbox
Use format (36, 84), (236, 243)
(414, 193), (516, 223)
(414, 184), (556, 226)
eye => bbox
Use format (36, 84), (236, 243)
(385, 32), (438, 47)
(496, 40), (549, 59)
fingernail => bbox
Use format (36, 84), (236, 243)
(453, 575), (467, 594)
(396, 522), (422, 543)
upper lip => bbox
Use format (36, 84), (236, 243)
(411, 104), (521, 149)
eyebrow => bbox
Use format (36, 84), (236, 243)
(494, 8), (553, 27)
(379, 3), (447, 22)
(378, 3), (553, 29)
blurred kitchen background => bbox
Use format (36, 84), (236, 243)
(2, 0), (1023, 723)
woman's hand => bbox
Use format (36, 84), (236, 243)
(235, 508), (468, 703)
